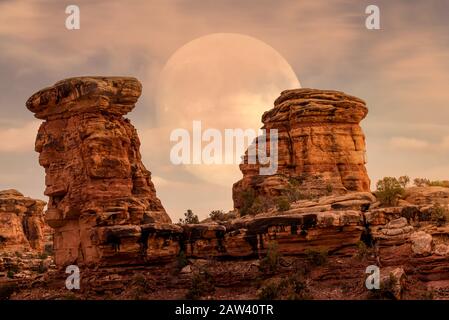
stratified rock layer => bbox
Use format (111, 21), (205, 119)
(233, 88), (370, 213)
(27, 77), (171, 266)
(0, 190), (47, 252)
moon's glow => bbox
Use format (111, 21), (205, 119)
(157, 33), (300, 187)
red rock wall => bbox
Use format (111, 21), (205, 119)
(0, 189), (47, 253)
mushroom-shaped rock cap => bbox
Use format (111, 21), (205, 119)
(263, 88), (368, 124)
(26, 76), (142, 119)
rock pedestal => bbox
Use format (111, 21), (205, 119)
(26, 77), (171, 266)
(233, 88), (370, 214)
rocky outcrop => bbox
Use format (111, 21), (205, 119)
(233, 89), (370, 214)
(0, 190), (47, 252)
(26, 77), (171, 266)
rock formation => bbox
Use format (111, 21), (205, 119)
(233, 88), (370, 214)
(26, 77), (171, 266)
(0, 189), (47, 253)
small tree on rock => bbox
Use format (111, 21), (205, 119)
(179, 209), (199, 224)
(375, 177), (405, 206)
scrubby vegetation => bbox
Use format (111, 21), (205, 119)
(304, 248), (328, 266)
(259, 242), (282, 274)
(186, 268), (215, 300)
(430, 204), (449, 227)
(178, 209), (199, 224)
(375, 177), (405, 206)
(414, 178), (449, 188)
(398, 175), (410, 188)
(276, 197), (290, 211)
(258, 273), (312, 300)
(355, 240), (369, 260)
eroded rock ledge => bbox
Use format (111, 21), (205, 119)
(22, 78), (449, 299)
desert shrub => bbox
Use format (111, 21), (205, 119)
(398, 176), (410, 188)
(304, 248), (328, 266)
(326, 184), (333, 195)
(240, 189), (273, 216)
(209, 210), (225, 221)
(284, 185), (306, 202)
(251, 196), (272, 214)
(39, 252), (48, 260)
(258, 280), (284, 300)
(178, 209), (199, 224)
(259, 242), (281, 274)
(414, 178), (431, 187)
(430, 204), (449, 226)
(355, 241), (369, 260)
(375, 177), (405, 206)
(6, 270), (14, 279)
(240, 189), (256, 216)
(185, 269), (215, 300)
(284, 273), (312, 300)
(258, 273), (312, 300)
(131, 273), (153, 294)
(276, 197), (290, 212)
(429, 180), (449, 188)
(14, 251), (22, 258)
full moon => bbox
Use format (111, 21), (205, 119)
(156, 33), (300, 188)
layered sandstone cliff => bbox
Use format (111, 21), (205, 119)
(26, 77), (171, 266)
(233, 88), (370, 214)
(0, 189), (47, 252)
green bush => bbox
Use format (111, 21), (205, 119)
(259, 242), (281, 274)
(430, 204), (449, 226)
(398, 176), (410, 188)
(240, 189), (273, 216)
(276, 197), (290, 212)
(240, 189), (256, 216)
(39, 252), (48, 260)
(375, 177), (405, 206)
(178, 209), (199, 224)
(258, 280), (284, 300)
(413, 178), (430, 187)
(258, 273), (312, 300)
(285, 273), (312, 300)
(429, 180), (449, 188)
(186, 269), (215, 300)
(6, 270), (14, 279)
(355, 241), (369, 260)
(304, 248), (328, 266)
(209, 210), (225, 221)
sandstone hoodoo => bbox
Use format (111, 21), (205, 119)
(233, 88), (370, 215)
(26, 77), (172, 266)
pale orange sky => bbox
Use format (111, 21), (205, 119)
(0, 0), (449, 221)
